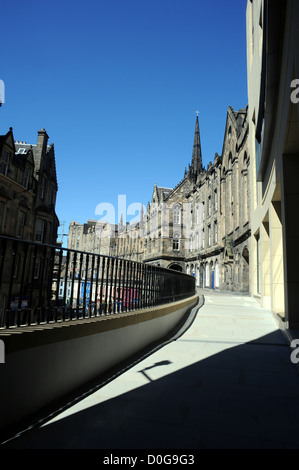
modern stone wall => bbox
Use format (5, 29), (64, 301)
(0, 295), (199, 434)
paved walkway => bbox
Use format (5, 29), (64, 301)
(3, 290), (299, 449)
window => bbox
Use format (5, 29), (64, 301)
(0, 202), (4, 230)
(50, 186), (56, 205)
(189, 236), (193, 252)
(202, 202), (205, 221)
(13, 254), (20, 279)
(196, 204), (200, 225)
(23, 166), (30, 189)
(208, 224), (211, 246)
(16, 210), (26, 238)
(40, 176), (46, 199)
(36, 218), (45, 242)
(34, 257), (41, 279)
(173, 206), (181, 225)
(0, 150), (10, 176)
(173, 237), (180, 251)
(214, 220), (218, 243)
(47, 222), (52, 242)
(17, 148), (27, 155)
(202, 228), (205, 248)
(208, 196), (211, 217)
(196, 232), (199, 249)
(214, 189), (218, 212)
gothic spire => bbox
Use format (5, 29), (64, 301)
(190, 114), (203, 177)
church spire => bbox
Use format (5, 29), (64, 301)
(190, 113), (203, 178)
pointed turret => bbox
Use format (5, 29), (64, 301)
(191, 115), (203, 176)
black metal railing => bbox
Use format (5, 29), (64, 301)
(0, 235), (196, 329)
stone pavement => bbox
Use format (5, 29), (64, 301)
(2, 290), (299, 449)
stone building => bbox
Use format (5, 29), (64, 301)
(113, 107), (250, 294)
(0, 127), (59, 243)
(68, 219), (118, 257)
(137, 115), (204, 272)
(246, 0), (299, 327)
(0, 127), (59, 324)
(185, 107), (250, 293)
(69, 106), (250, 295)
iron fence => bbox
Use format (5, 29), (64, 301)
(0, 235), (196, 329)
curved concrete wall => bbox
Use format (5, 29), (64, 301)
(0, 295), (199, 434)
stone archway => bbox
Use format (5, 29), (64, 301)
(241, 247), (249, 292)
(168, 263), (183, 273)
(215, 260), (219, 289)
(205, 263), (210, 287)
(200, 264), (204, 288)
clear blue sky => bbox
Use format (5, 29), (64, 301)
(1, 0), (248, 239)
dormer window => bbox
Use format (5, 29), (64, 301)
(17, 148), (27, 155)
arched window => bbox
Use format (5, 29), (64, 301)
(228, 152), (233, 170)
(173, 204), (181, 225)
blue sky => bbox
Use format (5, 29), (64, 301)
(1, 0), (248, 240)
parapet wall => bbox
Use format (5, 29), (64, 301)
(0, 295), (199, 435)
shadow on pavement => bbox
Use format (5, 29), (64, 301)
(2, 330), (299, 449)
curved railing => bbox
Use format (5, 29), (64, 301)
(0, 235), (196, 329)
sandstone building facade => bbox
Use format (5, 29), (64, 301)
(246, 0), (299, 327)
(0, 127), (59, 244)
(0, 127), (59, 325)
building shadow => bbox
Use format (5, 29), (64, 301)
(2, 331), (299, 449)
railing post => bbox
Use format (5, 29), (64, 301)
(76, 252), (83, 319)
(94, 255), (100, 316)
(83, 253), (89, 318)
(99, 256), (105, 315)
(89, 254), (95, 317)
(109, 257), (114, 314)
